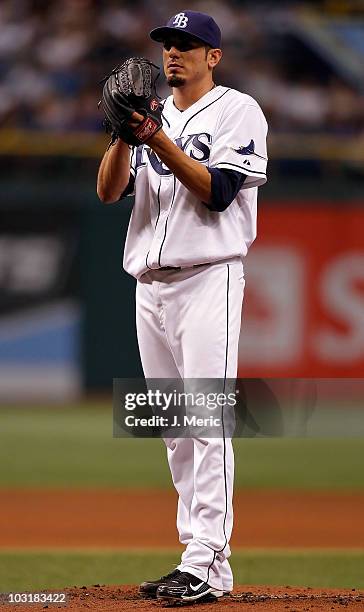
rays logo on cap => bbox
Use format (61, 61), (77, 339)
(172, 12), (189, 28)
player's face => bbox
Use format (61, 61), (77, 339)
(162, 34), (211, 87)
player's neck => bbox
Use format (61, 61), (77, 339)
(172, 79), (216, 111)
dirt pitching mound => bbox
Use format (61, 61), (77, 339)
(2, 585), (364, 611)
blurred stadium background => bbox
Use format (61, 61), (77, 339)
(0, 0), (364, 596)
(1, 0), (364, 396)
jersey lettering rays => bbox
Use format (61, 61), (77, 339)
(136, 133), (211, 176)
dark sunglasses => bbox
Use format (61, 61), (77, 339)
(163, 38), (203, 52)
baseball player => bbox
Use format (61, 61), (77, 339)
(97, 10), (268, 605)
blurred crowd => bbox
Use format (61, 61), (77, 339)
(1, 0), (363, 134)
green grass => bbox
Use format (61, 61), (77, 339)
(0, 549), (363, 591)
(0, 405), (363, 489)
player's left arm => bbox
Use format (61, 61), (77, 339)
(130, 112), (212, 203)
(149, 128), (212, 203)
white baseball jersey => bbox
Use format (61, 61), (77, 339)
(123, 86), (268, 279)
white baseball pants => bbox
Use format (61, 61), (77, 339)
(136, 258), (245, 592)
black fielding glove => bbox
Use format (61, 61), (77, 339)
(99, 57), (162, 147)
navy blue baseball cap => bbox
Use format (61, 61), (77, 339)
(150, 10), (221, 49)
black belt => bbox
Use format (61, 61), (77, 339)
(157, 263), (208, 271)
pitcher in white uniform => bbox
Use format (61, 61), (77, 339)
(97, 9), (268, 605)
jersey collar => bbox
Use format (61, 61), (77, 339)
(165, 85), (225, 124)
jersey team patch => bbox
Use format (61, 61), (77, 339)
(234, 139), (255, 155)
(232, 139), (267, 161)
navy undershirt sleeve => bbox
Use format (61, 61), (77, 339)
(207, 168), (247, 212)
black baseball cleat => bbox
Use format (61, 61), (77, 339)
(139, 568), (181, 598)
(156, 571), (224, 603)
